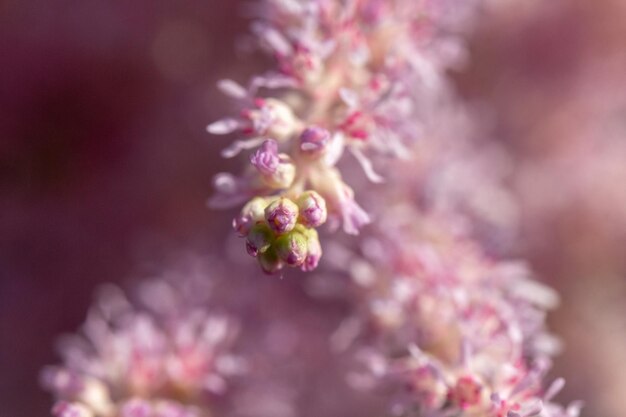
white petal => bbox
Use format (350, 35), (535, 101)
(566, 401), (584, 417)
(212, 173), (238, 193)
(252, 23), (293, 56)
(217, 79), (248, 99)
(207, 118), (241, 135)
(339, 87), (359, 108)
(544, 378), (565, 401)
(221, 137), (265, 158)
(250, 73), (297, 92)
(274, 0), (303, 13)
(342, 198), (371, 235)
(322, 132), (345, 167)
(521, 400), (543, 417)
(349, 147), (385, 183)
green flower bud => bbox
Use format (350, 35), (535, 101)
(246, 223), (274, 256)
(274, 228), (309, 267)
(258, 247), (283, 274)
(301, 228), (322, 272)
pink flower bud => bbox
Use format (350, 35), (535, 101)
(250, 140), (296, 189)
(265, 198), (299, 234)
(296, 191), (327, 228)
(233, 197), (270, 237)
(250, 140), (280, 175)
(267, 160), (296, 189)
(242, 98), (298, 141)
(301, 228), (322, 272)
(299, 126), (331, 156)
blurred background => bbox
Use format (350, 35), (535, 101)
(1, 0), (625, 416)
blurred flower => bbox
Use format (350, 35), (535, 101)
(41, 263), (244, 417)
(338, 209), (578, 417)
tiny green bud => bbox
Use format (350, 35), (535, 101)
(274, 228), (309, 267)
(246, 223), (274, 256)
(301, 228), (322, 272)
(258, 247), (283, 274)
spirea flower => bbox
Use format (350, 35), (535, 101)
(207, 0), (479, 269)
(37, 2), (583, 417)
(41, 265), (244, 417)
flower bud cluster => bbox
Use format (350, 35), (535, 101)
(235, 192), (326, 273)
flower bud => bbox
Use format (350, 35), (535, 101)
(299, 126), (330, 156)
(250, 140), (296, 189)
(258, 247), (283, 274)
(250, 140), (279, 176)
(296, 190), (327, 228)
(246, 223), (274, 256)
(274, 228), (308, 267)
(265, 198), (299, 234)
(264, 99), (298, 141)
(267, 159), (296, 189)
(301, 228), (322, 272)
(233, 197), (270, 237)
(243, 98), (298, 141)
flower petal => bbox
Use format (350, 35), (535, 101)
(207, 118), (242, 135)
